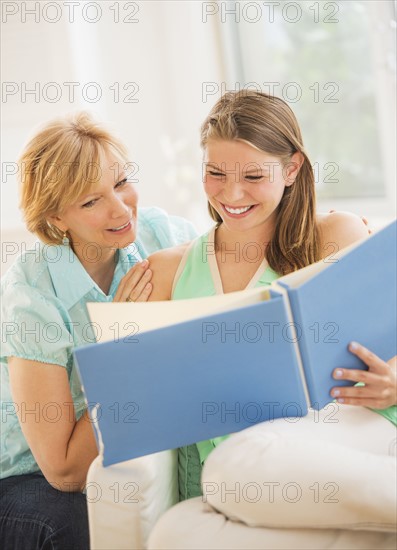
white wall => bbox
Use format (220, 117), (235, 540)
(1, 0), (395, 269)
(1, 1), (224, 240)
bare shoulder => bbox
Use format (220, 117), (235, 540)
(316, 211), (369, 259)
(147, 242), (191, 301)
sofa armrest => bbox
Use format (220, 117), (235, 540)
(86, 450), (178, 550)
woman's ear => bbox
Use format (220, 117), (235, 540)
(284, 152), (304, 187)
(47, 215), (67, 233)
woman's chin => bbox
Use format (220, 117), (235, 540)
(106, 231), (136, 250)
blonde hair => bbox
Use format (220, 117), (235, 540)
(201, 90), (321, 275)
(19, 112), (129, 244)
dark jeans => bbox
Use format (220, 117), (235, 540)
(0, 473), (89, 550)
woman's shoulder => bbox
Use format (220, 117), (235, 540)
(149, 242), (191, 268)
(137, 206), (197, 252)
(1, 244), (48, 293)
(1, 243), (65, 322)
(148, 242), (192, 301)
(316, 211), (369, 258)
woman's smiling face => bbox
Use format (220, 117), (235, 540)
(203, 139), (298, 234)
(50, 152), (139, 254)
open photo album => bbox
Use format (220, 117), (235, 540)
(74, 220), (397, 466)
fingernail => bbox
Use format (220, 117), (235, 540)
(335, 369), (343, 378)
(332, 389), (340, 397)
(337, 398), (345, 403)
(141, 259), (148, 267)
(349, 341), (358, 350)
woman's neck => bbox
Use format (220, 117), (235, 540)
(215, 220), (276, 264)
(72, 244), (117, 295)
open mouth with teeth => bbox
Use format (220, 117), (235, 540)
(222, 204), (257, 217)
(106, 220), (132, 233)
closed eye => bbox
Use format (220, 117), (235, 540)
(82, 198), (98, 208)
(115, 177), (128, 188)
(208, 170), (225, 177)
(245, 175), (264, 181)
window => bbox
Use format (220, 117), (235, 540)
(216, 0), (396, 219)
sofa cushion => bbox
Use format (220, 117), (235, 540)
(201, 408), (397, 532)
(148, 497), (397, 549)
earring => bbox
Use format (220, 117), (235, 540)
(62, 232), (70, 246)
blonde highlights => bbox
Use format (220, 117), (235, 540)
(19, 112), (129, 244)
(201, 90), (321, 275)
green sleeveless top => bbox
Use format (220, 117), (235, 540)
(172, 227), (279, 501)
(172, 227), (397, 501)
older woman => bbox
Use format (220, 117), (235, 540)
(0, 112), (196, 549)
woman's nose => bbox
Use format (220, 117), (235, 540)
(223, 177), (245, 202)
(110, 194), (129, 218)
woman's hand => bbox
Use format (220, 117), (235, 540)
(113, 260), (152, 302)
(331, 342), (397, 409)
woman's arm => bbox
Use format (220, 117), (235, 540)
(8, 357), (98, 492)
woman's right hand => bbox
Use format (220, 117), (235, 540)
(113, 260), (153, 302)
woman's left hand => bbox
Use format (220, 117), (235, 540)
(331, 342), (397, 409)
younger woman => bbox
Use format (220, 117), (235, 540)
(146, 91), (397, 500)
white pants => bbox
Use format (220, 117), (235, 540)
(258, 404), (396, 455)
(202, 405), (397, 531)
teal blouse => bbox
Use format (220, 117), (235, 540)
(0, 207), (196, 479)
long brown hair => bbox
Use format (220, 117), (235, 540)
(200, 91), (320, 275)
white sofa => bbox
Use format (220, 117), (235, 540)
(86, 408), (397, 550)
(86, 449), (179, 550)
